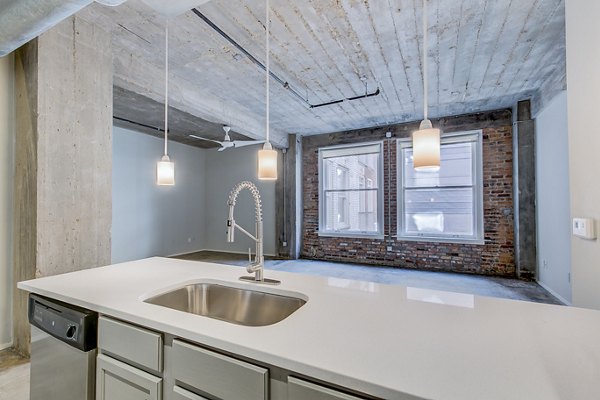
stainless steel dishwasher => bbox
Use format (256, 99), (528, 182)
(28, 294), (98, 400)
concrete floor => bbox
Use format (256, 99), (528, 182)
(175, 251), (563, 305)
(0, 349), (29, 400)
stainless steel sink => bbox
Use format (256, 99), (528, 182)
(144, 283), (307, 326)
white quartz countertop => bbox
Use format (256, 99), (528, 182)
(18, 257), (600, 400)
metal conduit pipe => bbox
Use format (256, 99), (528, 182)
(0, 0), (126, 57)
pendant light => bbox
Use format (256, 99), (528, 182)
(412, 0), (441, 172)
(157, 20), (175, 186)
(257, 0), (278, 181)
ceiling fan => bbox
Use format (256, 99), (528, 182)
(190, 126), (265, 152)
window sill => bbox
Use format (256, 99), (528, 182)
(318, 231), (385, 240)
(396, 234), (485, 245)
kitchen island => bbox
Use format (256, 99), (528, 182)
(18, 257), (600, 400)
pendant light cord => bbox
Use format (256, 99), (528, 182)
(265, 0), (270, 143)
(422, 0), (428, 122)
(164, 20), (169, 156)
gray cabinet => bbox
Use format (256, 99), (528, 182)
(96, 354), (162, 400)
(98, 316), (163, 373)
(96, 316), (164, 400)
(171, 339), (268, 400)
(96, 315), (374, 400)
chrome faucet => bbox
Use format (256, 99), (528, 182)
(226, 181), (280, 285)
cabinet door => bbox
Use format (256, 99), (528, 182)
(288, 377), (366, 400)
(98, 316), (163, 373)
(172, 339), (268, 400)
(172, 386), (210, 400)
(96, 354), (162, 400)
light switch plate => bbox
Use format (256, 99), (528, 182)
(573, 218), (596, 240)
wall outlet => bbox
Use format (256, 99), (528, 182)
(187, 237), (193, 243)
(282, 241), (288, 247)
(573, 218), (596, 240)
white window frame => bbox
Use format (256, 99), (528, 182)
(318, 141), (384, 239)
(397, 130), (484, 244)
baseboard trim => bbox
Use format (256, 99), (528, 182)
(186, 248), (278, 258)
(167, 248), (208, 258)
(0, 341), (13, 351)
(537, 280), (571, 306)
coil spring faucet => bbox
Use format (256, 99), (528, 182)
(226, 181), (280, 285)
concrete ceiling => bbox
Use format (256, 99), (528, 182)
(77, 0), (566, 148)
(113, 86), (252, 148)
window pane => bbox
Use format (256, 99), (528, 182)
(404, 142), (473, 187)
(324, 190), (378, 233)
(324, 153), (379, 190)
(321, 143), (380, 159)
(404, 188), (474, 236)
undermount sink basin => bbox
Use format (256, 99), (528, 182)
(144, 282), (307, 326)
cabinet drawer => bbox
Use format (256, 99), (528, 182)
(288, 377), (366, 400)
(172, 386), (210, 400)
(172, 339), (268, 400)
(98, 316), (163, 373)
(96, 354), (162, 400)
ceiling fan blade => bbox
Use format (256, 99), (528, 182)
(189, 135), (223, 146)
(217, 147), (226, 152)
(232, 140), (266, 148)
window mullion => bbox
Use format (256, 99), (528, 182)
(403, 185), (474, 191)
(323, 188), (380, 193)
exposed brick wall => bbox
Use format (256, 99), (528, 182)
(301, 110), (516, 277)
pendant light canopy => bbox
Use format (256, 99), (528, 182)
(257, 0), (278, 181)
(157, 20), (175, 186)
(413, 0), (441, 172)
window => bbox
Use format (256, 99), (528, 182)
(398, 131), (484, 243)
(319, 142), (383, 237)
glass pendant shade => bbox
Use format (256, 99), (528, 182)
(258, 142), (278, 180)
(157, 155), (175, 185)
(413, 119), (440, 172)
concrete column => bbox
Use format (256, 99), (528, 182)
(276, 134), (300, 259)
(294, 135), (303, 259)
(12, 16), (112, 355)
(0, 53), (15, 350)
(513, 100), (537, 280)
(13, 40), (39, 355)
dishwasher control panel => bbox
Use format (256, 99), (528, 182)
(28, 294), (98, 352)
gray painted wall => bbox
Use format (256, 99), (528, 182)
(204, 146), (277, 256)
(112, 126), (207, 263)
(0, 54), (14, 349)
(535, 90), (572, 304)
(566, 0), (600, 309)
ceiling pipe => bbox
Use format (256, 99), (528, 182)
(192, 8), (381, 110)
(140, 0), (212, 17)
(0, 0), (126, 57)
